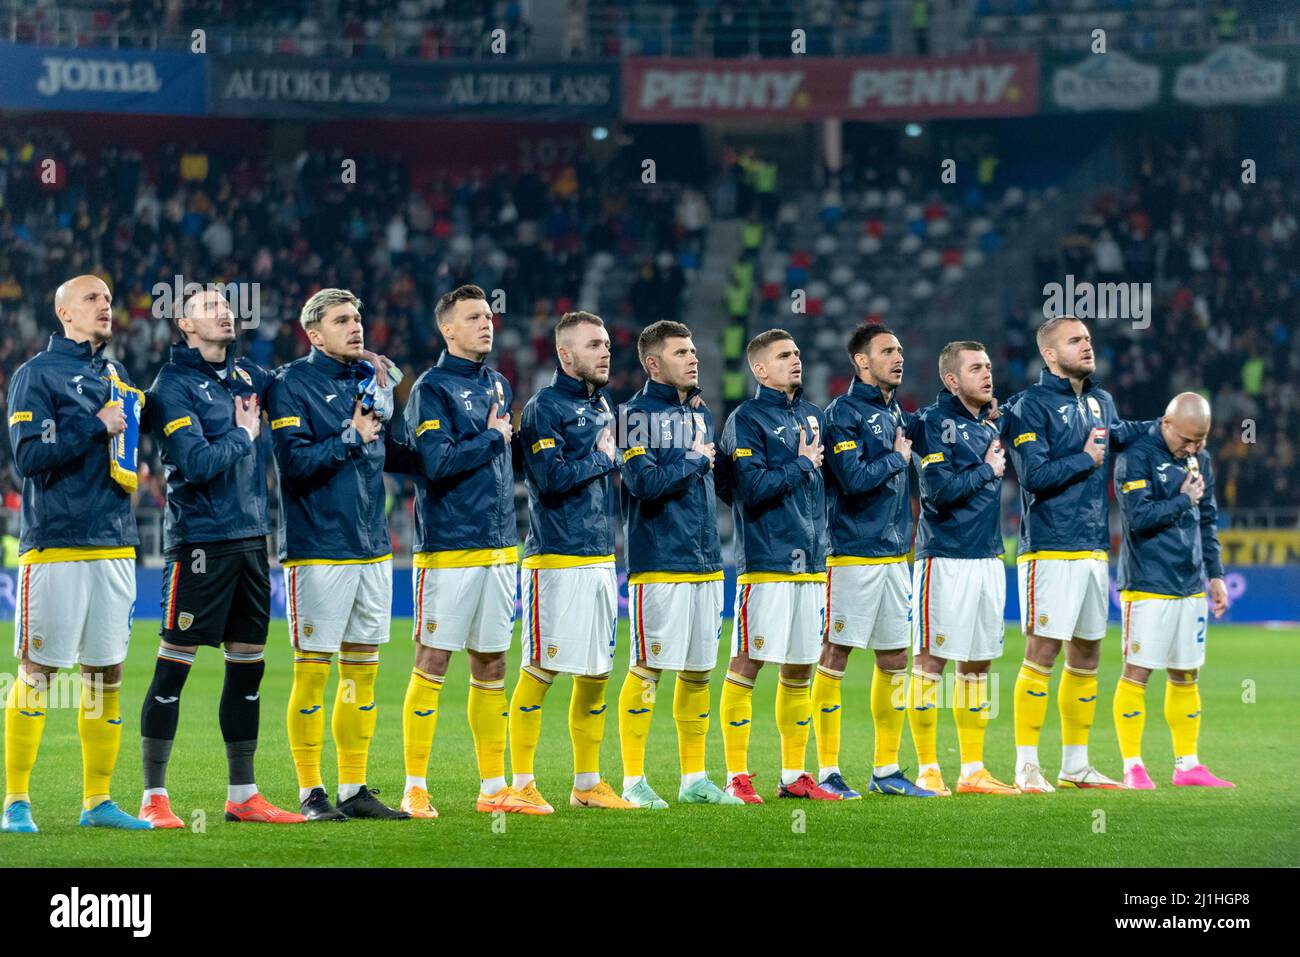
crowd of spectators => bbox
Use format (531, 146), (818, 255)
(0, 127), (700, 541)
(1011, 136), (1299, 513)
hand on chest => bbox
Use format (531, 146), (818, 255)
(765, 410), (820, 457)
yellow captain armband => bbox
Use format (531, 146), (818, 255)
(1013, 432), (1037, 447)
(1121, 479), (1147, 493)
(920, 452), (944, 468)
(163, 416), (193, 436)
(623, 446), (647, 462)
(531, 437), (556, 454)
(833, 440), (857, 454)
(9, 411), (32, 426)
(732, 448), (753, 459)
(270, 416), (300, 430)
(415, 419), (441, 436)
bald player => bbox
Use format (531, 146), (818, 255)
(1112, 393), (1233, 789)
(4, 276), (152, 832)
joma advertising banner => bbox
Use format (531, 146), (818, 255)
(622, 54), (1039, 122)
(209, 56), (618, 120)
(0, 41), (207, 115)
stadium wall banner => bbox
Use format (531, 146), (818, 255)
(621, 54), (1038, 122)
(1043, 44), (1298, 113)
(4, 564), (1294, 625)
(209, 56), (619, 120)
(0, 42), (207, 115)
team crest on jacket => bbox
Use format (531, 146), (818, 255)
(177, 612), (194, 631)
(1087, 396), (1102, 419)
(650, 642), (663, 657)
(495, 380), (505, 405)
(806, 415), (819, 438)
(547, 644), (559, 659)
(236, 367), (253, 388)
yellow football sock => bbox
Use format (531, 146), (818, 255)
(673, 671), (711, 776)
(402, 668), (444, 779)
(287, 654), (331, 790)
(812, 665), (843, 770)
(333, 650), (380, 786)
(1112, 676), (1147, 762)
(508, 666), (553, 778)
(1164, 678), (1201, 760)
(467, 677), (507, 784)
(78, 677), (121, 810)
(952, 673), (990, 768)
(1014, 659), (1052, 748)
(776, 675), (812, 772)
(1059, 665), (1098, 747)
(618, 666), (659, 779)
(569, 675), (609, 777)
(871, 666), (907, 769)
(907, 669), (941, 766)
(720, 671), (754, 777)
(4, 674), (46, 806)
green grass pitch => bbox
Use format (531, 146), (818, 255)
(2, 619), (1296, 867)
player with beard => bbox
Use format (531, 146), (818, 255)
(510, 311), (636, 811)
(1003, 316), (1153, 793)
(813, 323), (935, 799)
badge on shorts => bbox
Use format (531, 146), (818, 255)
(31, 636), (43, 651)
(936, 634), (946, 646)
(834, 620), (845, 633)
(1131, 642), (1141, 653)
(754, 636), (765, 650)
(547, 645), (558, 659)
(177, 612), (194, 631)
(426, 621), (437, 634)
(1037, 613), (1049, 628)
(650, 642), (662, 657)
(303, 624), (314, 637)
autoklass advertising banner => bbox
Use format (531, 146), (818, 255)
(0, 42), (207, 115)
(622, 54), (1038, 122)
(209, 56), (618, 120)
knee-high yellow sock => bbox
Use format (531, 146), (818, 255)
(78, 677), (121, 809)
(953, 673), (990, 769)
(907, 669), (941, 767)
(812, 665), (843, 771)
(333, 651), (380, 787)
(1014, 659), (1052, 748)
(618, 666), (658, 780)
(673, 672), (711, 777)
(1112, 676), (1147, 762)
(719, 671), (754, 777)
(402, 668), (443, 779)
(467, 677), (507, 787)
(508, 666), (553, 780)
(872, 666), (907, 770)
(569, 675), (609, 777)
(776, 675), (812, 773)
(4, 674), (46, 807)
(1164, 678), (1201, 761)
(287, 654), (331, 790)
(1059, 665), (1098, 747)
